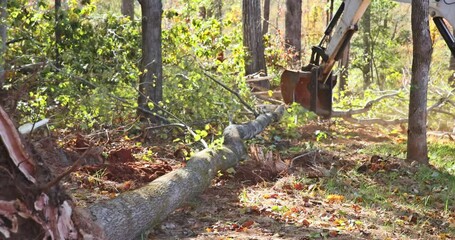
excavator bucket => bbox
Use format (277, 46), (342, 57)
(280, 68), (335, 118)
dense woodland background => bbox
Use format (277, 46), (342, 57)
(0, 0), (454, 134)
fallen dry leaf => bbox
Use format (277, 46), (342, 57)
(241, 220), (255, 228)
(298, 218), (311, 227)
(293, 182), (304, 190)
(263, 193), (279, 199)
(370, 163), (382, 172)
(230, 223), (240, 230)
(408, 214), (418, 224)
(326, 194), (345, 203)
(438, 233), (450, 240)
(352, 204), (362, 213)
(334, 218), (347, 227)
(329, 230), (338, 237)
(291, 206), (305, 213)
(448, 216), (455, 225)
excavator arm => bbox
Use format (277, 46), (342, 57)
(281, 0), (455, 118)
(397, 0), (455, 56)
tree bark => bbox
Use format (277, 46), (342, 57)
(88, 106), (284, 240)
(407, 0), (432, 164)
(138, 0), (163, 123)
(208, 0), (222, 21)
(0, 0), (6, 87)
(55, 0), (62, 68)
(360, 7), (372, 89)
(242, 0), (269, 89)
(121, 0), (135, 19)
(338, 42), (350, 93)
(285, 0), (302, 64)
(262, 0), (270, 35)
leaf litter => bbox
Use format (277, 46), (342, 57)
(148, 121), (454, 239)
(35, 120), (454, 239)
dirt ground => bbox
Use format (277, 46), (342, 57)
(144, 122), (454, 240)
(27, 120), (454, 240)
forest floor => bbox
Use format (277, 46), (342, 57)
(55, 120), (455, 240)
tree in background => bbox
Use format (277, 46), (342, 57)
(0, 0), (6, 87)
(359, 7), (372, 89)
(138, 0), (163, 123)
(285, 0), (302, 65)
(338, 42), (350, 93)
(350, 0), (404, 92)
(199, 0), (221, 20)
(407, 0), (432, 164)
(262, 0), (270, 35)
(122, 0), (135, 19)
(242, 0), (268, 89)
(55, 0), (62, 68)
(209, 0), (222, 20)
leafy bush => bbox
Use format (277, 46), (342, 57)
(6, 0), (140, 128)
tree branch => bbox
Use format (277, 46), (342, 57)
(331, 92), (400, 117)
(254, 94), (284, 105)
(334, 92), (452, 126)
(48, 63), (170, 123)
(38, 147), (91, 192)
(431, 109), (455, 118)
(341, 116), (407, 125)
(145, 123), (208, 149)
(6, 37), (28, 45)
(49, 63), (212, 149)
(199, 71), (259, 116)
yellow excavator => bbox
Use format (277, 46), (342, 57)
(280, 0), (455, 118)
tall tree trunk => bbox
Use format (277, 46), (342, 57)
(121, 0), (135, 19)
(208, 0), (222, 20)
(0, 0), (6, 88)
(338, 42), (350, 94)
(360, 7), (371, 89)
(242, 0), (268, 89)
(449, 29), (455, 85)
(138, 0), (163, 123)
(275, 0), (283, 31)
(55, 0), (62, 68)
(327, 0), (334, 24)
(285, 0), (302, 64)
(407, 0), (432, 164)
(262, 0), (270, 35)
(199, 6), (207, 19)
(208, 0), (223, 63)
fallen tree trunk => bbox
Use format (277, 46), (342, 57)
(88, 106), (285, 239)
(0, 105), (284, 239)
